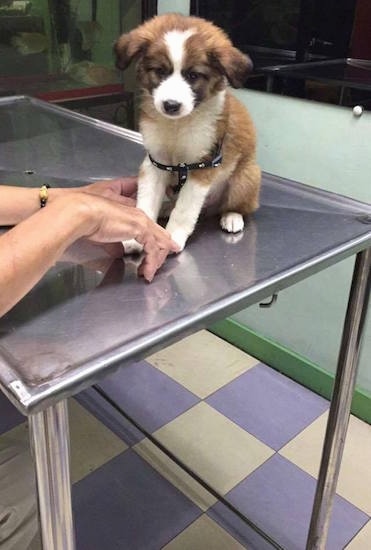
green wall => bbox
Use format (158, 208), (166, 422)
(158, 0), (189, 15)
(234, 89), (371, 203)
(231, 90), (370, 394)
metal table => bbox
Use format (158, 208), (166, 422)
(262, 58), (371, 106)
(0, 96), (370, 550)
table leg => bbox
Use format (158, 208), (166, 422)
(306, 248), (371, 550)
(339, 86), (346, 105)
(29, 399), (75, 550)
(266, 75), (274, 92)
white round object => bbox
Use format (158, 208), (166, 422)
(353, 105), (363, 117)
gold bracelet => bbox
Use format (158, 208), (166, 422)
(39, 184), (50, 208)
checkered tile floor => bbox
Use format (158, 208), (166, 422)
(1, 331), (370, 549)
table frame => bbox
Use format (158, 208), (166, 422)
(0, 96), (370, 550)
(24, 247), (369, 550)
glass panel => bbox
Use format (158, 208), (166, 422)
(191, 0), (371, 109)
(0, 0), (149, 127)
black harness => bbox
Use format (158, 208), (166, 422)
(148, 142), (223, 194)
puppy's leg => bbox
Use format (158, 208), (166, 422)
(137, 157), (170, 220)
(220, 160), (261, 233)
(165, 178), (209, 251)
(123, 156), (168, 254)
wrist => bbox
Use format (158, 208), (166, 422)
(47, 186), (79, 205)
(73, 193), (102, 238)
(45, 193), (100, 243)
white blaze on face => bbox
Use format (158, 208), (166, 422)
(153, 29), (195, 118)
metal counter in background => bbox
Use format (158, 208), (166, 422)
(262, 58), (371, 107)
(0, 96), (370, 550)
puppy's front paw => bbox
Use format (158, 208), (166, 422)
(168, 228), (188, 252)
(220, 212), (244, 233)
(122, 239), (143, 255)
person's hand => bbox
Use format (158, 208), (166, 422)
(77, 193), (180, 282)
(81, 177), (137, 206)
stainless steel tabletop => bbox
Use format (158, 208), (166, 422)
(0, 95), (370, 415)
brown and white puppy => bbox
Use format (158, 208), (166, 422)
(114, 13), (261, 252)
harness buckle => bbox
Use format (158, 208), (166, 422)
(177, 164), (188, 187)
(211, 153), (222, 168)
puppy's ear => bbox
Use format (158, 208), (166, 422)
(209, 47), (253, 88)
(114, 29), (149, 70)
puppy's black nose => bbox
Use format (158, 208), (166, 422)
(163, 100), (181, 114)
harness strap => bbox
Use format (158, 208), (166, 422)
(148, 141), (223, 194)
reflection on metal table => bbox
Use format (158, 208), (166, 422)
(0, 96), (370, 550)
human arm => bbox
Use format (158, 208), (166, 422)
(0, 177), (137, 226)
(0, 193), (179, 317)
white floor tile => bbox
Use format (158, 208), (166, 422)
(147, 330), (258, 398)
(134, 439), (217, 511)
(150, 402), (274, 495)
(345, 519), (371, 549)
(69, 398), (127, 482)
(280, 412), (371, 515)
(163, 514), (246, 549)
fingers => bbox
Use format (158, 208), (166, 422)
(83, 177), (138, 201)
(135, 218), (179, 282)
(102, 177), (138, 198)
(138, 241), (178, 282)
(147, 228), (180, 255)
(115, 177), (138, 197)
(136, 244), (176, 282)
(80, 194), (179, 281)
(138, 243), (169, 282)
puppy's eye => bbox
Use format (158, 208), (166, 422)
(186, 71), (200, 81)
(152, 67), (167, 78)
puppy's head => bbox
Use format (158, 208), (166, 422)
(114, 14), (252, 119)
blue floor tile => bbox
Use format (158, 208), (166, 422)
(76, 388), (144, 446)
(73, 449), (202, 550)
(206, 364), (329, 450)
(210, 454), (369, 550)
(97, 360), (200, 433)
